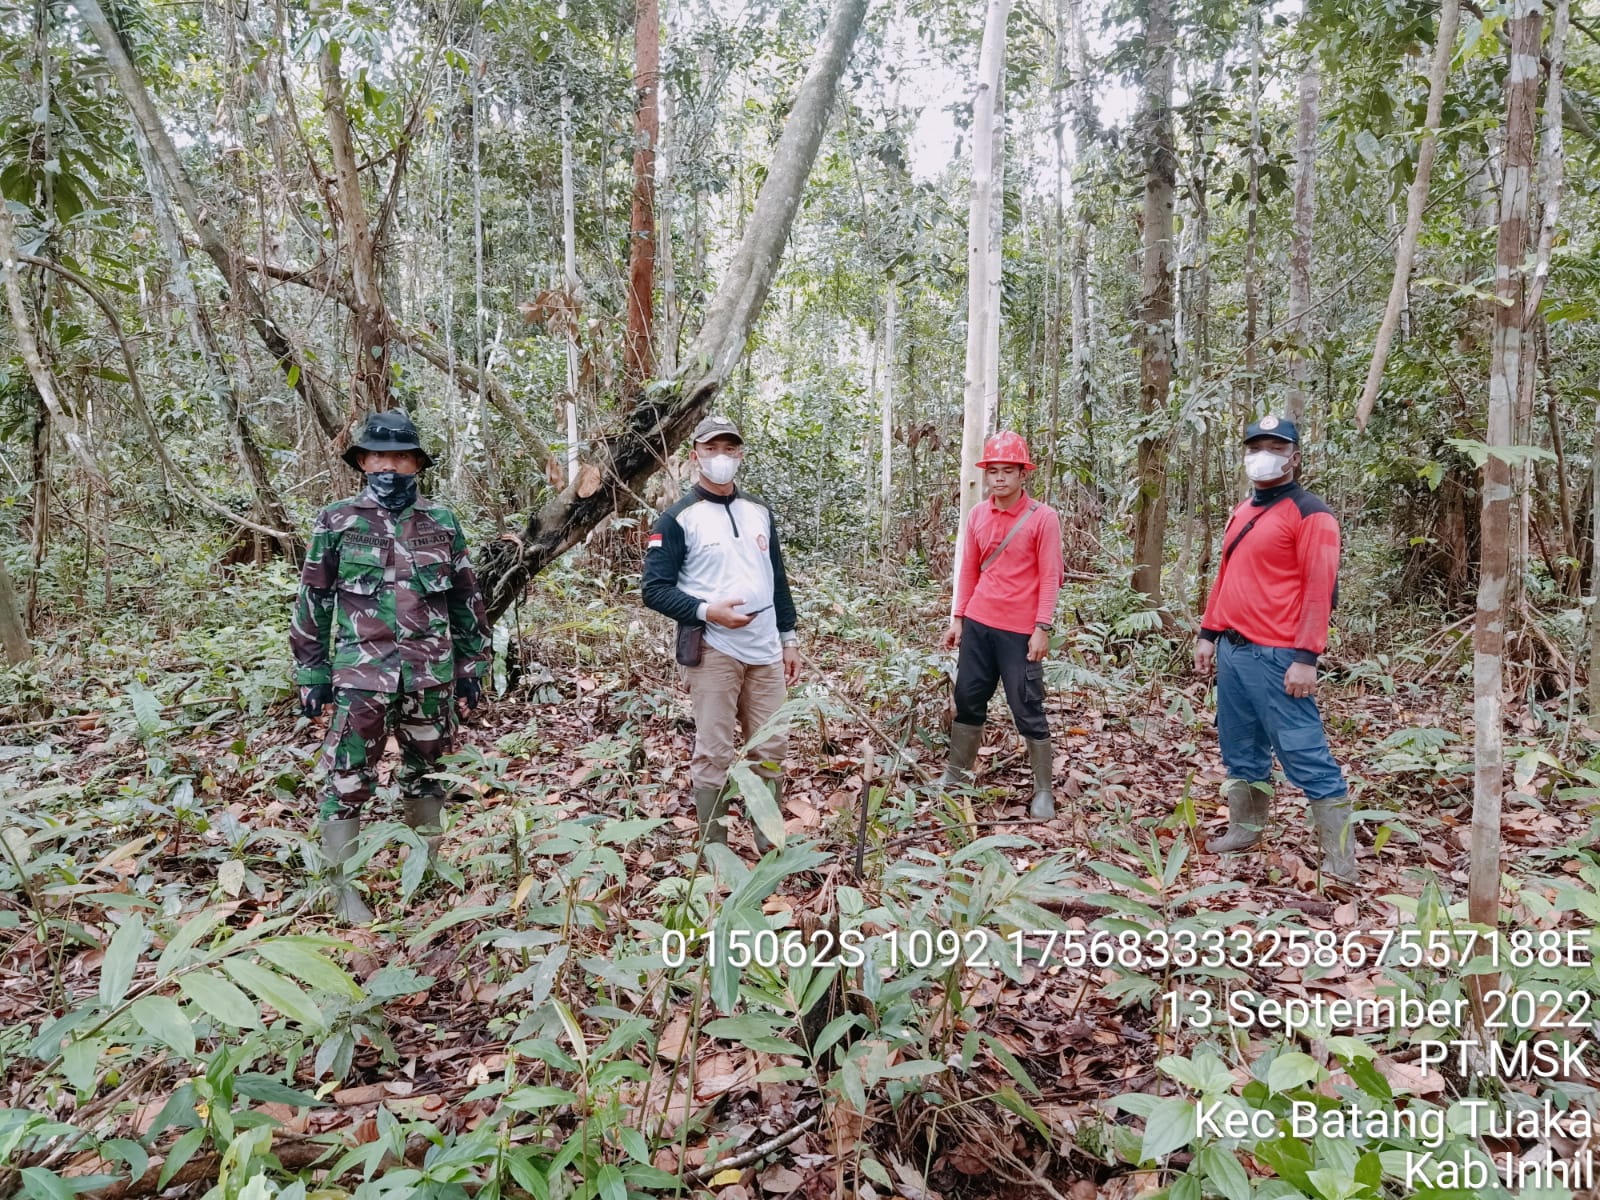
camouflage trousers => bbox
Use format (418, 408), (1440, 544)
(317, 687), (456, 821)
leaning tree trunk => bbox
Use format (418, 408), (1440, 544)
(1285, 8), (1319, 425)
(955, 0), (1011, 578)
(1130, 0), (1175, 608)
(1469, 0), (1541, 988)
(624, 0), (659, 393)
(474, 0), (869, 625)
(1354, 0), (1461, 431)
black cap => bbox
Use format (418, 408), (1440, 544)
(343, 411), (435, 469)
(1243, 414), (1300, 445)
(691, 415), (743, 445)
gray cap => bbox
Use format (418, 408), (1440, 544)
(692, 414), (743, 445)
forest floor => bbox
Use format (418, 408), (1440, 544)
(4, 560), (1599, 1200)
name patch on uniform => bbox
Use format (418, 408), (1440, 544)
(647, 533), (663, 550)
(407, 534), (451, 549)
(344, 533), (389, 548)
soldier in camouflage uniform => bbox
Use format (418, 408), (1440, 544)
(290, 411), (491, 922)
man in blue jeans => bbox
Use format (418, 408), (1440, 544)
(1193, 414), (1355, 884)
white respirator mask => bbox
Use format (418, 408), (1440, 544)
(699, 453), (740, 486)
(1243, 450), (1292, 483)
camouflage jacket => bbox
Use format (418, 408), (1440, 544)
(289, 491), (491, 693)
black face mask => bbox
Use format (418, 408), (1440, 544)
(365, 471), (419, 512)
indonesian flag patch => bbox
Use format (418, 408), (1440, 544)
(647, 533), (663, 551)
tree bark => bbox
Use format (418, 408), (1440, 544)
(954, 0), (1011, 600)
(473, 0), (868, 625)
(1243, 11), (1261, 410)
(558, 1), (582, 482)
(624, 0), (659, 392)
(1285, 9), (1320, 425)
(0, 550), (27, 665)
(1131, 0), (1175, 608)
(1470, 0), (1540, 970)
(1354, 0), (1462, 431)
(319, 46), (392, 414)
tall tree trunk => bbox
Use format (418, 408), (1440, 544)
(79, 0), (339, 438)
(1243, 11), (1261, 411)
(1354, 0), (1462, 431)
(1131, 0), (1175, 608)
(1285, 9), (1320, 425)
(474, 0), (868, 624)
(954, 0), (1011, 599)
(982, 85), (1006, 434)
(880, 279), (896, 554)
(1064, 0), (1093, 478)
(657, 78), (679, 376)
(1470, 0), (1540, 974)
(1045, 0), (1065, 504)
(624, 0), (659, 392)
(559, 0), (582, 482)
(27, 398), (48, 627)
(319, 47), (392, 414)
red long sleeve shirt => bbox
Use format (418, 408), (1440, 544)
(1200, 482), (1341, 662)
(953, 495), (1064, 636)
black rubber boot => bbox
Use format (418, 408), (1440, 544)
(1025, 738), (1056, 820)
(319, 818), (374, 924)
(942, 722), (983, 788)
(1205, 779), (1270, 853)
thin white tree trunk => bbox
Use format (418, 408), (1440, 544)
(559, 1), (582, 481)
(1470, 0), (1540, 974)
(1355, 0), (1462, 431)
(954, 0), (1011, 604)
(982, 86), (1005, 433)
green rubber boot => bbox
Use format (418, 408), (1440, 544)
(694, 785), (730, 846)
(942, 722), (983, 789)
(1025, 738), (1056, 820)
(319, 818), (374, 925)
(1206, 779), (1270, 853)
(750, 776), (781, 855)
(1310, 796), (1359, 884)
(402, 792), (446, 860)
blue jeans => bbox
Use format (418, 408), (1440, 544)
(1216, 638), (1346, 801)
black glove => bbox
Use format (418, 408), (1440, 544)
(455, 676), (482, 710)
(299, 683), (334, 718)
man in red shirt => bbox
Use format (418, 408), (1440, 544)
(941, 432), (1064, 819)
(1193, 414), (1355, 883)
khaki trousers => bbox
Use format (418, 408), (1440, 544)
(684, 645), (788, 792)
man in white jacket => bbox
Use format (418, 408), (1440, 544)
(642, 416), (801, 851)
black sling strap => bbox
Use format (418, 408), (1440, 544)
(1222, 488), (1294, 563)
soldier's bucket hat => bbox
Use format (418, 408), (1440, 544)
(343, 411), (436, 470)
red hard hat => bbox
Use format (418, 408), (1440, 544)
(976, 431), (1036, 470)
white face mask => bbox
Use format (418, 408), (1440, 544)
(699, 453), (740, 486)
(1244, 450), (1292, 483)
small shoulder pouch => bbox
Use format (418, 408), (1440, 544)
(675, 623), (705, 667)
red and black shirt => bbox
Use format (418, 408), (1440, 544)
(1200, 481), (1340, 664)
